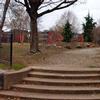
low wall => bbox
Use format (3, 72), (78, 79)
(3, 67), (32, 89)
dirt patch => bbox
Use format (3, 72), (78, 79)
(38, 48), (100, 68)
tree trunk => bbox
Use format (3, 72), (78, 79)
(0, 30), (2, 47)
(0, 0), (10, 47)
(0, 0), (10, 30)
(30, 15), (39, 53)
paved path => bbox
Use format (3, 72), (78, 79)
(37, 48), (100, 68)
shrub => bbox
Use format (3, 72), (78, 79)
(0, 64), (6, 69)
(12, 64), (25, 70)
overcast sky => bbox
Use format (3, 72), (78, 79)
(40, 0), (100, 31)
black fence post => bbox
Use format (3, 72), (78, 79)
(0, 73), (4, 89)
(0, 34), (2, 48)
(10, 33), (13, 67)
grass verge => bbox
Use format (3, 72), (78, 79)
(0, 63), (25, 70)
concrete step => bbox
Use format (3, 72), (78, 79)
(12, 84), (100, 94)
(29, 71), (100, 79)
(1, 90), (100, 100)
(0, 97), (6, 100)
(23, 77), (100, 86)
(1, 67), (100, 99)
(31, 67), (100, 74)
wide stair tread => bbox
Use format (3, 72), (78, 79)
(31, 67), (100, 74)
(1, 67), (100, 99)
(1, 90), (100, 100)
(31, 67), (100, 71)
(12, 84), (100, 91)
(12, 84), (100, 94)
(23, 77), (100, 83)
(29, 71), (100, 79)
(23, 77), (100, 87)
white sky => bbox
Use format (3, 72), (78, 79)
(40, 0), (100, 31)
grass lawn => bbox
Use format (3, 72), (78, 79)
(0, 43), (10, 61)
(0, 42), (66, 70)
(1, 42), (99, 70)
(12, 43), (66, 67)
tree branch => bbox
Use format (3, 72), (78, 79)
(0, 0), (11, 30)
(38, 0), (61, 10)
(38, 0), (77, 17)
(24, 0), (30, 9)
(15, 0), (25, 6)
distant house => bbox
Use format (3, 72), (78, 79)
(38, 31), (63, 46)
(0, 31), (11, 43)
(12, 29), (29, 43)
(92, 26), (100, 45)
(0, 29), (30, 43)
(47, 31), (63, 45)
(77, 34), (84, 42)
(38, 31), (48, 42)
(71, 34), (84, 43)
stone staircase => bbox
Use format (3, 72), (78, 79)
(1, 67), (100, 100)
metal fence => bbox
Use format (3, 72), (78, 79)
(0, 33), (13, 66)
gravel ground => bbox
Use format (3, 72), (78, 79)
(38, 48), (100, 68)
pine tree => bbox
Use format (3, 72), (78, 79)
(62, 21), (74, 42)
(83, 13), (96, 42)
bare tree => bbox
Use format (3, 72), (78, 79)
(0, 0), (10, 47)
(14, 0), (78, 53)
(8, 3), (42, 33)
(0, 0), (10, 31)
(53, 10), (80, 33)
(10, 5), (30, 31)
